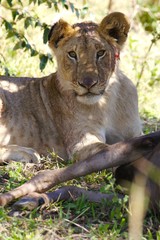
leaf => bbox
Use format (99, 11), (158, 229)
(12, 10), (19, 20)
(75, 9), (80, 18)
(54, 2), (59, 12)
(61, 0), (66, 4)
(24, 17), (33, 29)
(29, 0), (37, 4)
(4, 67), (11, 77)
(64, 4), (68, 10)
(13, 41), (26, 50)
(43, 27), (50, 44)
(39, 54), (48, 71)
(46, 1), (52, 8)
(69, 2), (75, 12)
(17, 14), (24, 21)
(6, 0), (12, 7)
(6, 32), (15, 39)
(4, 20), (13, 30)
(25, 43), (32, 50)
(30, 48), (38, 57)
(35, 20), (41, 27)
(37, 0), (44, 5)
(13, 42), (23, 50)
(17, 0), (23, 5)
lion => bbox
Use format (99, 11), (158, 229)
(0, 12), (141, 165)
(0, 12), (160, 228)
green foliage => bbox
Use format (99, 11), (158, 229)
(137, 0), (160, 39)
(133, 1), (160, 89)
(0, 0), (88, 72)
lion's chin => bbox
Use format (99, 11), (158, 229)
(76, 94), (103, 105)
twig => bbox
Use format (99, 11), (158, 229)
(107, 0), (113, 12)
(64, 218), (89, 233)
(136, 40), (154, 88)
(72, 207), (90, 222)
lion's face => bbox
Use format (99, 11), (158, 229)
(55, 28), (116, 104)
(48, 12), (130, 105)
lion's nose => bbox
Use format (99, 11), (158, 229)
(78, 77), (97, 89)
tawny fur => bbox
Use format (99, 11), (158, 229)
(0, 12), (141, 163)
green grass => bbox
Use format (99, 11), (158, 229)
(0, 0), (160, 239)
(0, 160), (160, 239)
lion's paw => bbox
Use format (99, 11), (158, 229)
(0, 145), (40, 163)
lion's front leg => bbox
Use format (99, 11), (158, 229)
(0, 145), (40, 164)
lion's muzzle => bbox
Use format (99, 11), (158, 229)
(78, 76), (98, 90)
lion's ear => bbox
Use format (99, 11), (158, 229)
(99, 12), (130, 47)
(48, 19), (75, 48)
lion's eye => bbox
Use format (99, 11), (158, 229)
(97, 50), (106, 59)
(68, 51), (77, 60)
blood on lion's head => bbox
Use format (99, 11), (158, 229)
(48, 12), (130, 105)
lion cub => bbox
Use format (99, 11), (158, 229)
(0, 12), (141, 164)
